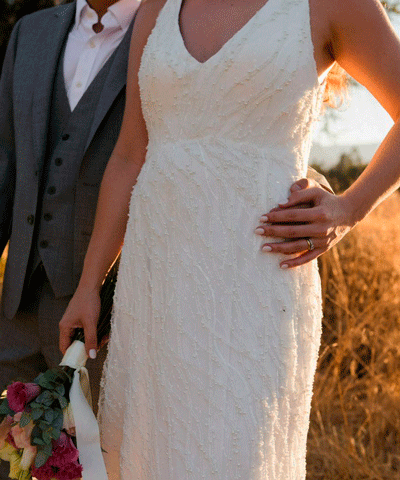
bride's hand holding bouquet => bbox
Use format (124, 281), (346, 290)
(0, 258), (119, 480)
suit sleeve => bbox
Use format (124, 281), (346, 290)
(0, 19), (22, 256)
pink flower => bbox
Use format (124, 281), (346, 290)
(11, 412), (35, 449)
(49, 432), (79, 468)
(7, 383), (41, 413)
(57, 461), (83, 480)
(31, 432), (82, 480)
(31, 462), (54, 480)
(32, 460), (83, 480)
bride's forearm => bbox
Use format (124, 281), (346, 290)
(77, 150), (145, 293)
(341, 116), (400, 224)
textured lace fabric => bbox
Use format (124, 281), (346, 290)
(98, 0), (328, 478)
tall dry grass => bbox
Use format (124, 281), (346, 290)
(306, 192), (400, 479)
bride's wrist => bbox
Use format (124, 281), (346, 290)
(76, 273), (103, 296)
(338, 190), (369, 228)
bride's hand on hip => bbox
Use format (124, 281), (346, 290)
(255, 180), (356, 269)
(59, 288), (101, 358)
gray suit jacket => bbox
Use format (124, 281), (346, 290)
(0, 2), (134, 319)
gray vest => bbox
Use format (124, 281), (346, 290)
(30, 46), (114, 297)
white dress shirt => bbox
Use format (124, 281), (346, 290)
(63, 0), (140, 111)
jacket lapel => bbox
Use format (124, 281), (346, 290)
(84, 17), (135, 152)
(32, 3), (76, 170)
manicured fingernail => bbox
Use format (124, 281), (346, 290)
(89, 349), (97, 359)
(280, 264), (289, 269)
(293, 184), (302, 191)
(260, 215), (269, 223)
(254, 227), (264, 235)
(262, 245), (272, 252)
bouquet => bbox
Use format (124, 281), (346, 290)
(0, 257), (120, 480)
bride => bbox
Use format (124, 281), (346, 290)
(60, 0), (400, 477)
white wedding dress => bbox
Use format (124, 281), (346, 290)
(99, 0), (330, 478)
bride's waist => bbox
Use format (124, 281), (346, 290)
(148, 135), (294, 158)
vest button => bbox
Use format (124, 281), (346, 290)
(47, 186), (56, 195)
(27, 214), (35, 225)
(43, 213), (53, 222)
(55, 158), (63, 166)
(40, 240), (49, 249)
(62, 134), (70, 141)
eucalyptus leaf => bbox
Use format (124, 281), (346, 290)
(50, 427), (61, 440)
(42, 443), (52, 456)
(36, 391), (49, 403)
(58, 396), (68, 409)
(39, 420), (50, 430)
(36, 390), (54, 407)
(32, 437), (45, 446)
(44, 410), (54, 424)
(37, 378), (53, 390)
(53, 407), (63, 419)
(31, 408), (44, 421)
(45, 371), (58, 382)
(33, 372), (45, 384)
(42, 430), (52, 445)
(0, 398), (13, 415)
(52, 412), (63, 431)
(35, 449), (50, 468)
(19, 411), (31, 428)
(55, 385), (65, 396)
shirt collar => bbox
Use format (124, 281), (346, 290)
(75, 0), (140, 31)
(108, 0), (140, 30)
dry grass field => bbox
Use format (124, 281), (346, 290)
(0, 194), (399, 478)
(307, 192), (400, 479)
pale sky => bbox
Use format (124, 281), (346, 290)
(312, 13), (400, 148)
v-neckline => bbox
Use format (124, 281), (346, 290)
(177, 0), (279, 66)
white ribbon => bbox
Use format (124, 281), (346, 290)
(60, 341), (108, 480)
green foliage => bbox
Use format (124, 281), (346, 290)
(0, 366), (74, 465)
(34, 366), (74, 402)
(34, 443), (52, 468)
(19, 411), (31, 428)
(0, 398), (14, 423)
(31, 403), (64, 467)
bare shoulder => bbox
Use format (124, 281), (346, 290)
(320, 0), (393, 55)
(134, 0), (168, 30)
